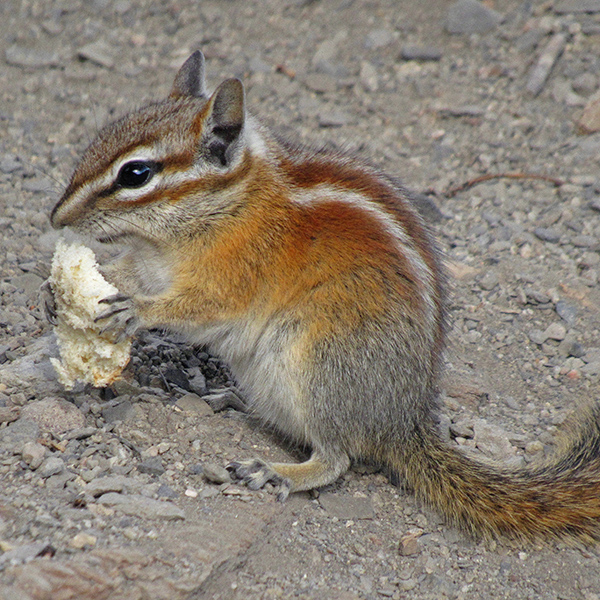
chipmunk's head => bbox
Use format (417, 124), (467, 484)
(51, 51), (256, 244)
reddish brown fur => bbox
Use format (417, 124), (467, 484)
(280, 153), (446, 347)
(168, 176), (415, 330)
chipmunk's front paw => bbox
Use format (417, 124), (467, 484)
(227, 459), (291, 501)
(40, 280), (58, 325)
(95, 293), (139, 342)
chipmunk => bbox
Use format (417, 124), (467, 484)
(49, 51), (600, 542)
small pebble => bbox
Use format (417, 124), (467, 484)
(98, 493), (185, 521)
(21, 441), (46, 470)
(543, 323), (567, 342)
(398, 529), (423, 556)
(479, 271), (499, 291)
(137, 458), (165, 476)
(38, 456), (64, 479)
(555, 301), (577, 326)
(558, 338), (584, 358)
(157, 484), (179, 499)
(5, 45), (61, 68)
(445, 0), (502, 34)
(176, 393), (213, 416)
(0, 406), (21, 424)
(534, 228), (561, 243)
(525, 441), (544, 455)
(69, 533), (97, 549)
(85, 475), (131, 497)
(364, 28), (395, 49)
(400, 46), (442, 61)
(77, 40), (117, 68)
(101, 400), (135, 424)
(202, 463), (232, 485)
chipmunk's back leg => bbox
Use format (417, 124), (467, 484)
(228, 449), (350, 500)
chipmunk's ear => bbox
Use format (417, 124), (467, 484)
(202, 78), (246, 168)
(170, 51), (206, 99)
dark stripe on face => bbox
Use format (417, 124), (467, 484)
(92, 150), (254, 209)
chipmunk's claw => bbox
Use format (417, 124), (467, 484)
(227, 458), (291, 501)
(40, 280), (58, 325)
(98, 293), (130, 305)
(95, 293), (139, 341)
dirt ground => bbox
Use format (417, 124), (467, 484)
(1, 0), (600, 599)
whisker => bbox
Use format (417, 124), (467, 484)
(103, 213), (178, 252)
(18, 157), (68, 190)
(91, 216), (171, 288)
(90, 97), (100, 136)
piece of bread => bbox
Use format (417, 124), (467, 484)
(49, 240), (132, 390)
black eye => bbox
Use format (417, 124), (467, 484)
(116, 161), (155, 188)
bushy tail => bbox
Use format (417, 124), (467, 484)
(392, 404), (600, 542)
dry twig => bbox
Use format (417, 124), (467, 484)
(443, 172), (565, 198)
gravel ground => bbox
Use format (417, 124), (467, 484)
(1, 1), (600, 599)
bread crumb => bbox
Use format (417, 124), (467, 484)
(49, 240), (132, 390)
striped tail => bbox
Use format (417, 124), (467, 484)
(392, 404), (600, 542)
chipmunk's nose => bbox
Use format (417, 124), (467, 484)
(50, 185), (80, 229)
(50, 193), (68, 228)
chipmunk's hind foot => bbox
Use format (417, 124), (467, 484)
(228, 458), (292, 501)
(204, 388), (248, 413)
(228, 451), (351, 502)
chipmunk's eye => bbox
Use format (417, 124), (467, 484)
(116, 161), (156, 188)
